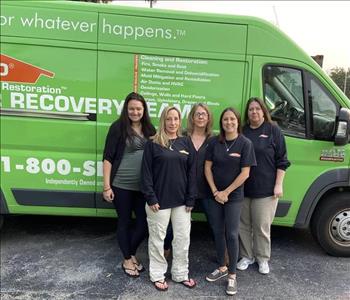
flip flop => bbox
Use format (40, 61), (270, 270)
(134, 262), (145, 273)
(154, 280), (168, 291)
(180, 278), (196, 289)
(121, 263), (139, 278)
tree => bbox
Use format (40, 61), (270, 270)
(329, 67), (350, 99)
(145, 0), (157, 8)
(70, 0), (157, 6)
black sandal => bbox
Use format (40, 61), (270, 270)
(121, 263), (139, 278)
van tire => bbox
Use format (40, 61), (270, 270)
(311, 193), (350, 257)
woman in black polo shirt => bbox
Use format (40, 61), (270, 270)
(204, 107), (256, 296)
(237, 97), (290, 275)
(141, 106), (197, 291)
(102, 92), (155, 278)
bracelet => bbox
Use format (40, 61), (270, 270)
(103, 188), (112, 192)
(213, 190), (218, 195)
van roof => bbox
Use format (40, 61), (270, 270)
(3, 0), (319, 70)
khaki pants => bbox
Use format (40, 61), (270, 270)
(239, 196), (278, 262)
(146, 205), (191, 282)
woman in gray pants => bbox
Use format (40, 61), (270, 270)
(237, 97), (290, 275)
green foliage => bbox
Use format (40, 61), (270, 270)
(329, 67), (350, 98)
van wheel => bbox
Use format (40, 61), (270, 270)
(311, 193), (350, 257)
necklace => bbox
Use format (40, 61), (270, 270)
(224, 138), (237, 152)
(169, 138), (176, 151)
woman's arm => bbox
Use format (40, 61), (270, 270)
(102, 159), (114, 202)
(218, 167), (250, 202)
(274, 169), (286, 198)
(204, 160), (219, 200)
(102, 121), (122, 202)
(185, 142), (197, 212)
(272, 125), (290, 199)
(141, 141), (159, 211)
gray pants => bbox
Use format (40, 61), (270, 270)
(239, 196), (278, 262)
(146, 205), (191, 283)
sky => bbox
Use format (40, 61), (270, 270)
(112, 1), (350, 72)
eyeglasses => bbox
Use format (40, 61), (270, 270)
(194, 112), (208, 118)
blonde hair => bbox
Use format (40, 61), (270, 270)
(187, 103), (213, 137)
(153, 106), (182, 147)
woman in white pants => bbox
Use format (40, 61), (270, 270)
(141, 106), (197, 291)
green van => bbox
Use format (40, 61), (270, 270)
(0, 1), (349, 257)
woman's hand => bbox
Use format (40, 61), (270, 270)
(215, 190), (229, 204)
(149, 203), (160, 213)
(185, 206), (193, 213)
(103, 188), (114, 202)
(274, 183), (283, 199)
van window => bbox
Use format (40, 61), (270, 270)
(263, 66), (305, 138)
(309, 75), (338, 141)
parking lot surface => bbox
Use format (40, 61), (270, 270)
(1, 215), (349, 299)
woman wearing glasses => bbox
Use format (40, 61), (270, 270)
(163, 103), (214, 258)
(187, 103), (214, 221)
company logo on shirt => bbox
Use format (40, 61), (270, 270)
(229, 153), (241, 157)
(179, 150), (189, 155)
(0, 53), (55, 84)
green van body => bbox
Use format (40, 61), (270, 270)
(1, 1), (349, 256)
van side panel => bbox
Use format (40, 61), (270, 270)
(1, 11), (98, 216)
(295, 168), (349, 227)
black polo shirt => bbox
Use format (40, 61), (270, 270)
(205, 135), (256, 202)
(141, 137), (197, 209)
(243, 122), (290, 198)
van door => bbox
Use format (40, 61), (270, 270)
(0, 41), (98, 216)
(250, 57), (345, 226)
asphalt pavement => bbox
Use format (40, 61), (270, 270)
(0, 215), (349, 299)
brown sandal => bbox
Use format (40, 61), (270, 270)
(180, 278), (196, 289)
(154, 280), (168, 291)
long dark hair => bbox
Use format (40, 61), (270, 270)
(218, 107), (242, 143)
(244, 97), (272, 125)
(118, 92), (154, 140)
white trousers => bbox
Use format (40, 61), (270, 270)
(146, 205), (191, 282)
